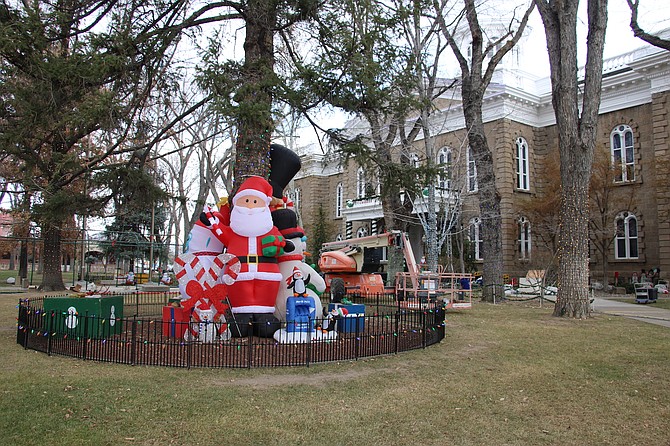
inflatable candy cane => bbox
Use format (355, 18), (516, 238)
(173, 252), (240, 342)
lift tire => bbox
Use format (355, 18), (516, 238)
(331, 278), (346, 303)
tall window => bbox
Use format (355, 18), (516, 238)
(356, 167), (366, 198)
(437, 147), (452, 191)
(335, 183), (343, 218)
(467, 147), (478, 192)
(615, 212), (638, 259)
(469, 217), (483, 261)
(611, 124), (635, 182)
(518, 216), (531, 260)
(409, 152), (420, 167)
(294, 188), (301, 212)
(515, 137), (530, 191)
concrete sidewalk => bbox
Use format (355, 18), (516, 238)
(592, 297), (670, 328)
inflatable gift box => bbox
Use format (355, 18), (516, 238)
(162, 306), (188, 338)
(327, 303), (365, 333)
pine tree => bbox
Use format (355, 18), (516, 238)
(306, 204), (332, 271)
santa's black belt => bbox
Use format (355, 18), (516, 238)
(237, 255), (278, 264)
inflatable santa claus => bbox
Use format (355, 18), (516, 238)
(202, 175), (288, 337)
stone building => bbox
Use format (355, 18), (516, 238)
(287, 43), (670, 285)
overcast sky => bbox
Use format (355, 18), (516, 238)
(521, 0), (670, 76)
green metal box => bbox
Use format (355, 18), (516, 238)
(43, 295), (124, 338)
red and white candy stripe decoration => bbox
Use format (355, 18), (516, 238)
(173, 252), (240, 288)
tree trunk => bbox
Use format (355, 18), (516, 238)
(554, 175), (592, 317)
(536, 0), (608, 318)
(382, 192), (410, 287)
(378, 130), (414, 286)
(423, 122), (440, 273)
(232, 0), (277, 191)
(463, 94), (504, 302)
(426, 188), (439, 272)
(19, 241), (28, 279)
(458, 229), (466, 273)
(601, 241), (610, 288)
(40, 222), (66, 291)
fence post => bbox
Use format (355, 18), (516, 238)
(247, 321), (253, 369)
(306, 318), (312, 367)
(131, 317), (137, 366)
(394, 311), (399, 354)
(17, 300), (29, 349)
(47, 310), (54, 356)
(422, 311), (427, 349)
(355, 315), (360, 360)
(187, 336), (192, 370)
(82, 311), (89, 360)
(437, 305), (446, 342)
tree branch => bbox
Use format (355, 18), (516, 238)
(627, 0), (670, 51)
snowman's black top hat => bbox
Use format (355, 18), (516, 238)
(269, 143), (301, 199)
(272, 208), (304, 239)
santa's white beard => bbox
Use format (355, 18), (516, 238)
(230, 205), (273, 237)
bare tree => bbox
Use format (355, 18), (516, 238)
(393, 0), (460, 273)
(627, 0), (670, 50)
(535, 0), (608, 318)
(156, 84), (234, 252)
(589, 147), (635, 289)
(411, 139), (469, 273)
(434, 0), (535, 302)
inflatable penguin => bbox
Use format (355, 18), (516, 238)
(287, 266), (310, 297)
(272, 228), (334, 343)
(272, 208), (326, 324)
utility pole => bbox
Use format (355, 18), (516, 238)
(148, 204), (155, 283)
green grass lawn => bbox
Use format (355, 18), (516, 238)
(0, 269), (42, 287)
(2, 292), (669, 446)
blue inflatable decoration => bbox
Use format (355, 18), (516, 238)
(285, 295), (316, 333)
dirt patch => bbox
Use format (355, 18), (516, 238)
(207, 365), (399, 388)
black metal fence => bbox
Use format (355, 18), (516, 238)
(16, 291), (446, 369)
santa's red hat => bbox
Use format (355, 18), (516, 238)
(233, 176), (273, 206)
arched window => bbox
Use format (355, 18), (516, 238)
(615, 212), (639, 259)
(515, 137), (530, 191)
(335, 183), (343, 218)
(469, 217), (483, 261)
(518, 216), (531, 260)
(356, 167), (366, 198)
(336, 233), (343, 241)
(467, 147), (478, 192)
(356, 226), (369, 238)
(437, 147), (452, 191)
(611, 125), (635, 182)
